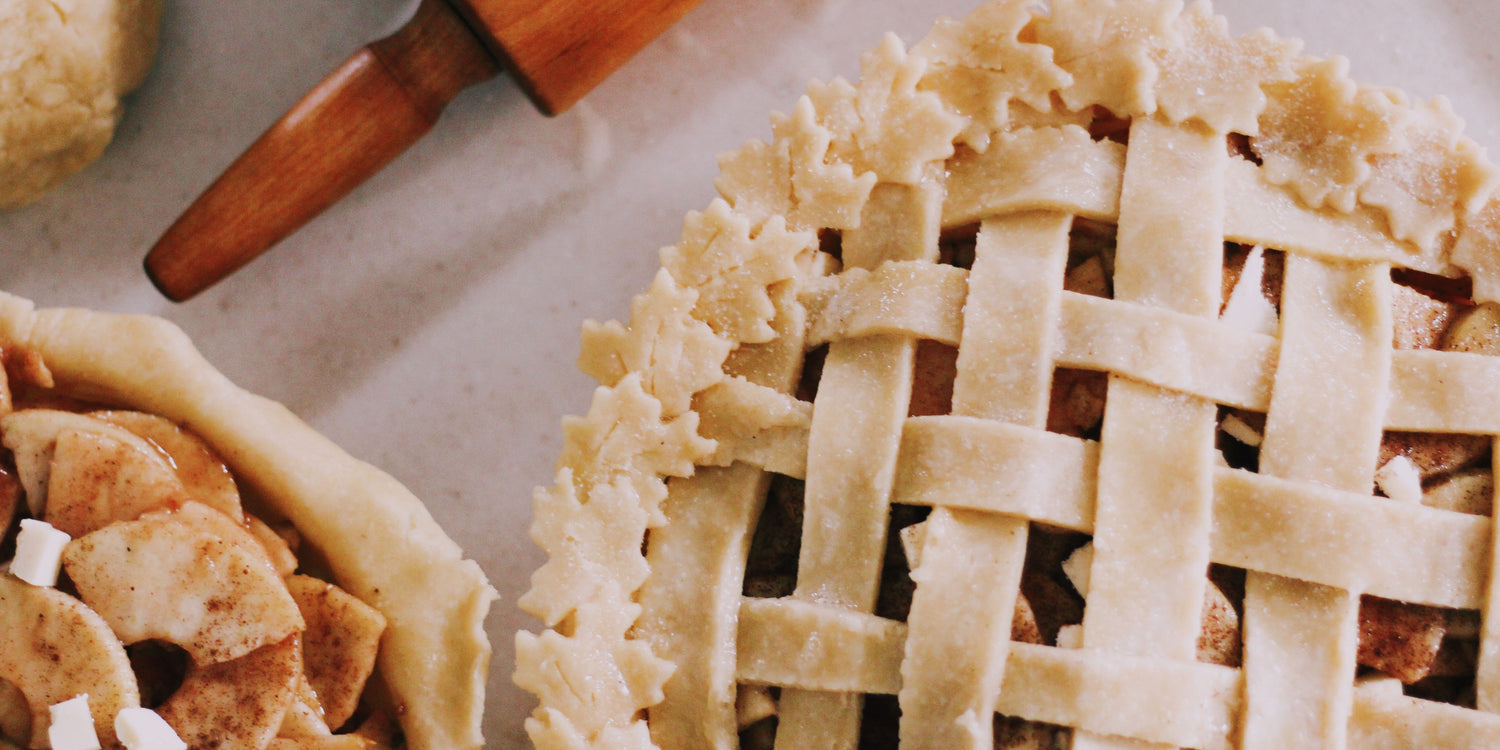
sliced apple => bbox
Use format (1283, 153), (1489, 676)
(266, 734), (373, 749)
(0, 409), (181, 519)
(286, 575), (386, 730)
(91, 410), (244, 521)
(45, 426), (189, 537)
(169, 501), (284, 579)
(158, 635), (301, 750)
(247, 513), (299, 578)
(62, 507), (304, 665)
(278, 674), (332, 739)
(0, 570), (139, 749)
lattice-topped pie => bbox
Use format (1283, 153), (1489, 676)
(0, 294), (494, 750)
(515, 1), (1500, 747)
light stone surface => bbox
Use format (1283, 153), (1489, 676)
(1, 0), (1497, 744)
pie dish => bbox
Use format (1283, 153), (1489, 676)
(515, 0), (1500, 747)
(0, 292), (494, 750)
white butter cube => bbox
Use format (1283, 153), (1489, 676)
(1061, 542), (1094, 599)
(1375, 455), (1423, 504)
(48, 695), (100, 750)
(1219, 413), (1263, 447)
(12, 518), (71, 587)
(1056, 624), (1084, 649)
(1221, 245), (1279, 336)
(115, 707), (187, 750)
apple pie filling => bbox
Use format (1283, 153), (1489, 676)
(728, 214), (1500, 748)
(0, 349), (395, 750)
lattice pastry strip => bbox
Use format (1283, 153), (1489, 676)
(800, 261), (968, 348)
(1386, 350), (1500, 433)
(635, 465), (771, 749)
(944, 125), (1446, 272)
(1352, 689), (1500, 746)
(896, 211), (1072, 747)
(776, 179), (941, 748)
(950, 212), (1073, 424)
(1071, 115), (1225, 750)
(907, 439), (1500, 610)
(1241, 257), (1393, 749)
(732, 595), (1500, 746)
(1480, 439), (1500, 711)
(635, 273), (811, 749)
(892, 416), (1098, 530)
(898, 509), (1027, 747)
(1058, 292), (1279, 410)
(1211, 469), (1488, 608)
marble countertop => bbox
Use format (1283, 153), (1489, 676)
(3, 0), (1496, 745)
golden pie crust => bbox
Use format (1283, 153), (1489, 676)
(0, 292), (495, 750)
(517, 0), (1500, 747)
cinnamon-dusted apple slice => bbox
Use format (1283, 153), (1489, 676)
(62, 506), (304, 664)
(246, 513), (300, 577)
(157, 635), (302, 750)
(91, 410), (245, 520)
(279, 675), (333, 739)
(0, 409), (182, 517)
(286, 574), (386, 730)
(267, 735), (372, 749)
(169, 500), (287, 578)
(44, 425), (189, 537)
(0, 572), (139, 749)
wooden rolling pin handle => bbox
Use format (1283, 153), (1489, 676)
(144, 0), (501, 302)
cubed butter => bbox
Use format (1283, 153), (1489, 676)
(115, 707), (187, 750)
(12, 518), (70, 587)
(48, 694), (100, 750)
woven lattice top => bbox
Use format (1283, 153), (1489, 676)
(515, 1), (1500, 747)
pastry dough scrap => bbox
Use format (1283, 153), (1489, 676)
(1151, 2), (1300, 135)
(916, 0), (1070, 112)
(774, 97), (879, 230)
(1253, 55), (1410, 213)
(1034, 0), (1182, 117)
(660, 201), (810, 344)
(1455, 198), (1500, 304)
(557, 374), (715, 513)
(853, 35), (969, 185)
(520, 473), (652, 628)
(578, 269), (732, 417)
(913, 0), (1072, 151)
(1360, 96), (1500, 252)
(514, 604), (674, 743)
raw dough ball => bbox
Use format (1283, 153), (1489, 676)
(0, 0), (163, 208)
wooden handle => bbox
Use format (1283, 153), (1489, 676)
(457, 0), (701, 115)
(144, 0), (500, 302)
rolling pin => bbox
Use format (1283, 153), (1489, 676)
(144, 0), (700, 301)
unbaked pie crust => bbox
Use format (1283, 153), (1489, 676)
(517, 1), (1500, 747)
(0, 293), (495, 750)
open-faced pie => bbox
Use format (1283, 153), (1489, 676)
(0, 293), (495, 750)
(516, 0), (1500, 747)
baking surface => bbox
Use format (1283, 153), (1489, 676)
(2, 0), (1497, 745)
